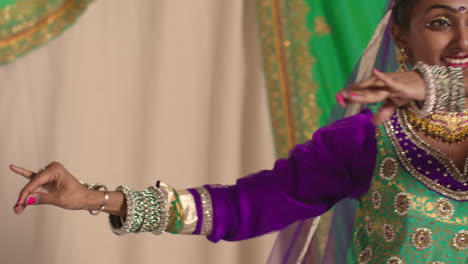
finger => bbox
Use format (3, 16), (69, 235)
(10, 164), (35, 179)
(373, 100), (397, 125)
(335, 93), (347, 108)
(13, 192), (58, 214)
(16, 172), (53, 208)
(347, 77), (385, 91)
(344, 89), (391, 104)
(372, 69), (400, 91)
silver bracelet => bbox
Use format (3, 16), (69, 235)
(89, 189), (109, 216)
(413, 62), (439, 116)
(108, 185), (169, 236)
(78, 180), (109, 216)
(109, 186), (137, 235)
(194, 187), (213, 236)
(413, 62), (466, 116)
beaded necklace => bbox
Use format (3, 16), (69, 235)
(385, 109), (468, 201)
(404, 107), (468, 144)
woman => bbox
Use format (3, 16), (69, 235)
(10, 0), (467, 263)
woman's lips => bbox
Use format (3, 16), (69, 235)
(442, 56), (468, 68)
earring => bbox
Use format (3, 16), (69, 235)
(397, 48), (409, 72)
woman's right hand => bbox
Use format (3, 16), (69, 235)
(337, 69), (426, 125)
(11, 162), (93, 214)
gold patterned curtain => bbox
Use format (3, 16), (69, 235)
(257, 0), (387, 157)
(0, 0), (92, 64)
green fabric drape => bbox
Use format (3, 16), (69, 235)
(0, 0), (92, 64)
(257, 0), (387, 157)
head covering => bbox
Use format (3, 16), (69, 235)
(267, 0), (399, 263)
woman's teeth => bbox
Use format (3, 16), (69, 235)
(443, 57), (468, 64)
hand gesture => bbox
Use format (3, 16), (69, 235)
(336, 69), (425, 125)
(11, 162), (91, 214)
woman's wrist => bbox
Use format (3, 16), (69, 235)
(85, 190), (127, 216)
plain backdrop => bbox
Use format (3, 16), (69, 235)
(0, 1), (277, 263)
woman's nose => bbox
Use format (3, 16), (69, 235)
(453, 25), (468, 49)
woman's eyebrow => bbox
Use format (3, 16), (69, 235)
(426, 4), (458, 14)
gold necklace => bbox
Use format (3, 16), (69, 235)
(404, 107), (468, 144)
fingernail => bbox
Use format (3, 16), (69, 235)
(350, 93), (359, 98)
(27, 197), (36, 205)
(374, 69), (382, 73)
(13, 204), (19, 208)
(17, 198), (20, 203)
(336, 94), (344, 103)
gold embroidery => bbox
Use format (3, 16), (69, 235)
(383, 224), (396, 242)
(257, 0), (320, 157)
(453, 230), (467, 250)
(406, 108), (468, 144)
(380, 157), (398, 180)
(314, 16), (331, 36)
(435, 198), (455, 220)
(372, 190), (382, 209)
(365, 216), (374, 235)
(384, 110), (468, 200)
(394, 192), (411, 216)
(412, 227), (433, 251)
(358, 246), (373, 264)
(387, 256), (403, 264)
(0, 0), (92, 64)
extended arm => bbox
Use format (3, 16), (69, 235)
(12, 110), (377, 242)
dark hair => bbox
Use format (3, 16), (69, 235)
(393, 0), (420, 29)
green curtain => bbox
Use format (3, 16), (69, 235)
(0, 0), (92, 64)
(257, 0), (387, 157)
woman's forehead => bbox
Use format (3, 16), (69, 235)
(414, 0), (468, 9)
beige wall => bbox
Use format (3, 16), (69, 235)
(0, 1), (276, 263)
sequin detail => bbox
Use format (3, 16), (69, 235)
(194, 187), (213, 236)
(384, 110), (468, 201)
(358, 246), (373, 264)
(383, 224), (396, 242)
(394, 192), (411, 216)
(365, 216), (374, 235)
(380, 157), (398, 180)
(436, 198), (455, 220)
(372, 191), (382, 209)
(412, 227), (433, 251)
(387, 256), (403, 264)
(453, 230), (468, 250)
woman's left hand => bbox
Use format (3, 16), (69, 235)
(337, 69), (425, 125)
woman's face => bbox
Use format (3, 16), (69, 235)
(398, 0), (468, 68)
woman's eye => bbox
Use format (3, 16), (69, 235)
(426, 18), (452, 30)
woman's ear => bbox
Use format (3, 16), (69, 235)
(392, 24), (409, 50)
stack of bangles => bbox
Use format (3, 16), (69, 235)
(412, 62), (466, 116)
(79, 180), (214, 236)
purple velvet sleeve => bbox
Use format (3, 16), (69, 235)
(205, 109), (378, 242)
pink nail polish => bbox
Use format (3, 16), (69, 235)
(350, 93), (358, 97)
(13, 204), (19, 208)
(374, 69), (382, 73)
(27, 197), (36, 205)
(336, 94), (345, 104)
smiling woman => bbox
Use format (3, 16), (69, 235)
(9, 0), (468, 263)
(393, 0), (468, 70)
